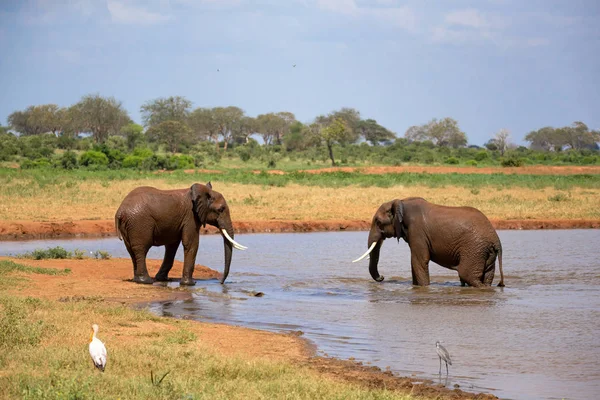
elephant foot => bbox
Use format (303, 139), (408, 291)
(497, 282), (505, 287)
(375, 275), (384, 282)
(180, 277), (196, 286)
(154, 273), (169, 282)
(133, 275), (154, 285)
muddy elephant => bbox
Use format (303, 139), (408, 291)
(115, 182), (247, 285)
(352, 197), (504, 288)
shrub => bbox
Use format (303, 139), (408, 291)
(20, 158), (52, 169)
(444, 157), (459, 165)
(236, 147), (251, 162)
(172, 155), (195, 170)
(60, 151), (78, 170)
(465, 159), (478, 166)
(500, 157), (524, 167)
(474, 150), (489, 161)
(122, 155), (144, 169)
(79, 151), (109, 167)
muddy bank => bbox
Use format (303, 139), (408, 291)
(3, 256), (496, 399)
(1, 218), (599, 241)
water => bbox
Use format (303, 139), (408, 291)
(2, 229), (599, 400)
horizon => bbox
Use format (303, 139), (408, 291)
(1, 0), (599, 146)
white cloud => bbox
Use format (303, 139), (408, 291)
(107, 0), (171, 25)
(316, 0), (358, 15)
(445, 8), (488, 29)
(315, 0), (416, 31)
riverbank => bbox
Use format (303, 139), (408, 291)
(0, 256), (496, 399)
(1, 218), (599, 240)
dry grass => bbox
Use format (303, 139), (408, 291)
(0, 260), (416, 400)
(1, 175), (599, 222)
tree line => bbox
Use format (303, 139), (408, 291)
(3, 93), (599, 167)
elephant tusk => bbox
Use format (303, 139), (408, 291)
(352, 242), (377, 263)
(221, 229), (248, 250)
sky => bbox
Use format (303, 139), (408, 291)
(0, 0), (599, 146)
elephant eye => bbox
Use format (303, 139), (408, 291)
(217, 205), (226, 213)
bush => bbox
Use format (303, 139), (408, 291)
(79, 151), (109, 167)
(60, 151), (78, 170)
(500, 157), (525, 167)
(236, 147), (251, 162)
(20, 158), (52, 169)
(465, 159), (478, 166)
(474, 150), (489, 161)
(122, 155), (144, 169)
(172, 155), (195, 170)
(444, 157), (459, 165)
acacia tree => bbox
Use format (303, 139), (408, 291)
(146, 120), (191, 153)
(7, 104), (67, 136)
(357, 119), (395, 145)
(70, 94), (131, 143)
(140, 96), (192, 127)
(188, 107), (219, 148)
(120, 123), (145, 150)
(525, 122), (599, 151)
(405, 117), (467, 148)
(212, 106), (245, 151)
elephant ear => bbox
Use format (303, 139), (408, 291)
(392, 199), (405, 241)
(190, 183), (213, 227)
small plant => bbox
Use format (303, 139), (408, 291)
(150, 370), (171, 386)
(72, 249), (86, 259)
(22, 246), (71, 260)
(548, 192), (570, 202)
(92, 250), (111, 260)
(242, 194), (259, 206)
(470, 188), (480, 195)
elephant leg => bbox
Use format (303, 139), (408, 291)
(458, 261), (485, 288)
(410, 250), (431, 286)
(131, 244), (153, 284)
(155, 241), (180, 282)
(180, 230), (199, 286)
(482, 251), (497, 286)
(460, 278), (467, 287)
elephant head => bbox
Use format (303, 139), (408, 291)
(190, 182), (247, 284)
(352, 199), (406, 282)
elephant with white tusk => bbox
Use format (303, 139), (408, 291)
(115, 182), (247, 285)
(353, 197), (504, 288)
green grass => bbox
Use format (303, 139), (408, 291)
(0, 260), (71, 276)
(0, 290), (414, 400)
(2, 167), (600, 191)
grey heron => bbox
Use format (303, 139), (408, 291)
(436, 341), (452, 375)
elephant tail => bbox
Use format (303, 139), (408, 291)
(115, 213), (123, 241)
(496, 245), (505, 287)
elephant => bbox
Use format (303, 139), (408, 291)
(114, 182), (247, 286)
(352, 197), (504, 288)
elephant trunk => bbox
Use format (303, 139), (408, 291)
(368, 226), (384, 282)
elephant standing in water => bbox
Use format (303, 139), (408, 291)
(353, 197), (504, 288)
(115, 182), (247, 285)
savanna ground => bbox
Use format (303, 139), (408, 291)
(0, 164), (598, 399)
(1, 165), (599, 239)
(0, 257), (496, 399)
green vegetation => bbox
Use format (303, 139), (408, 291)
(17, 246), (110, 261)
(1, 94), (598, 171)
(0, 260), (71, 276)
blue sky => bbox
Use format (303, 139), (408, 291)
(0, 0), (598, 145)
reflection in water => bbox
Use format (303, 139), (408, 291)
(1, 229), (600, 400)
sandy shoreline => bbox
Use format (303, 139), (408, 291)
(2, 256), (497, 399)
(0, 218), (599, 241)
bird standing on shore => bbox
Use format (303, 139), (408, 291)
(436, 341), (452, 375)
(89, 324), (107, 372)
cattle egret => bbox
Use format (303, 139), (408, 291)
(89, 324), (107, 372)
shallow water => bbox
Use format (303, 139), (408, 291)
(2, 229), (599, 400)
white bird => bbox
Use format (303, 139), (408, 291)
(89, 324), (107, 372)
(436, 341), (452, 375)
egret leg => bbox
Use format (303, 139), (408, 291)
(445, 361), (449, 375)
(439, 357), (442, 375)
